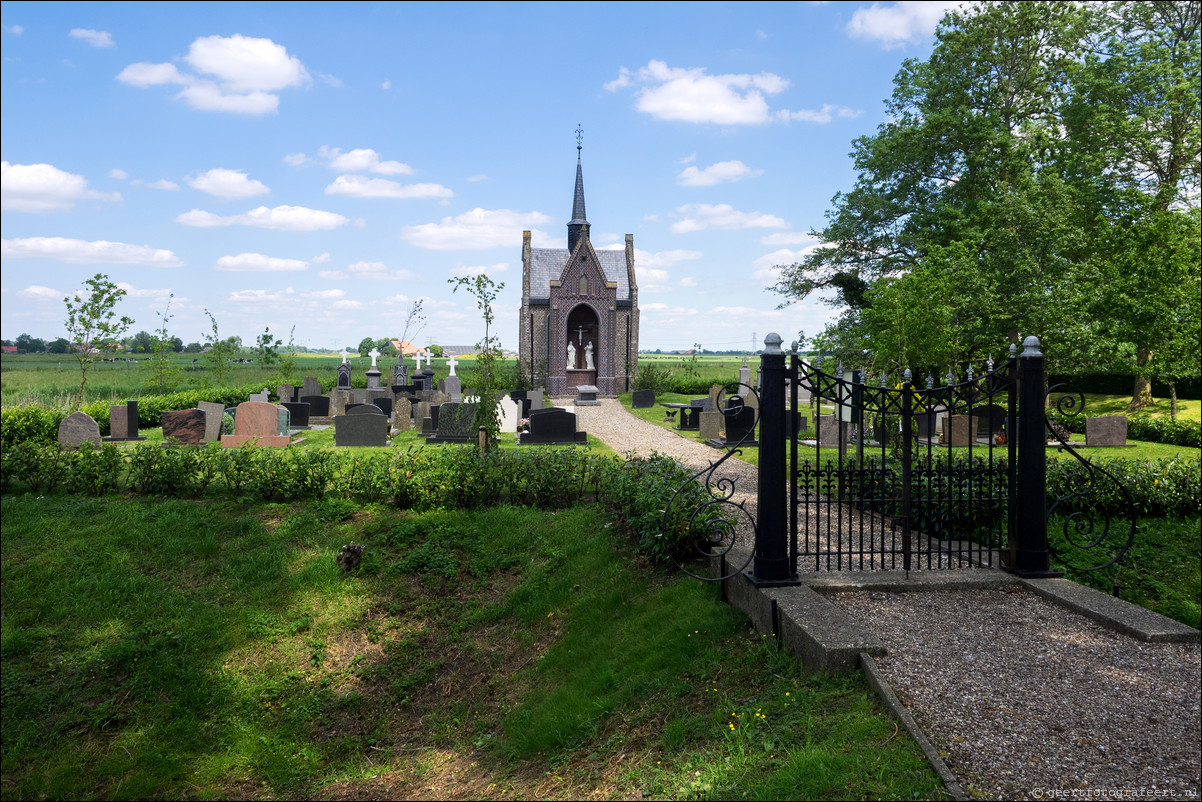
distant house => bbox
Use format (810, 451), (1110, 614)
(1, 345), (17, 354)
(389, 340), (427, 356)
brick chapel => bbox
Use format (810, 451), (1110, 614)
(518, 138), (639, 396)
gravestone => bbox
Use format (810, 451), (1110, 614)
(300, 395), (330, 417)
(334, 412), (388, 447)
(58, 411), (102, 448)
(785, 408), (807, 438)
(698, 409), (723, 441)
(277, 384), (297, 404)
(106, 400), (144, 442)
(329, 388), (351, 417)
(708, 401), (757, 448)
(277, 406), (291, 436)
(519, 407), (587, 444)
(632, 389), (655, 408)
(815, 414), (845, 445)
(528, 389), (545, 411)
(575, 384), (602, 406)
(348, 404), (384, 415)
(249, 388), (271, 403)
(282, 402), (310, 428)
(498, 395), (520, 433)
(372, 396), (393, 419)
(427, 402), (479, 443)
(444, 375), (462, 402)
(391, 397), (412, 434)
(301, 377), (323, 398)
(392, 362), (408, 387)
(198, 401), (226, 441)
(941, 414), (977, 447)
(222, 401), (290, 448)
(1085, 415), (1128, 446)
(162, 408), (207, 445)
(971, 404), (1007, 438)
(738, 358), (752, 397)
(336, 362), (352, 389)
(350, 388), (369, 405)
(915, 411), (939, 440)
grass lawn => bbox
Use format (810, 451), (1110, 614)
(0, 494), (946, 800)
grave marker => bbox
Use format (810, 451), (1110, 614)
(222, 401), (291, 447)
(58, 411), (102, 448)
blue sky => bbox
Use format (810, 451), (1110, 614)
(1, 1), (956, 352)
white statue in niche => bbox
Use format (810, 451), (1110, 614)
(585, 341), (594, 370)
(566, 341), (577, 369)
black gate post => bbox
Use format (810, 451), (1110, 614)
(1011, 335), (1063, 578)
(750, 333), (799, 587)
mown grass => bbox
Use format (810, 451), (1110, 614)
(1, 494), (945, 800)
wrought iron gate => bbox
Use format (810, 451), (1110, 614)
(789, 350), (1017, 572)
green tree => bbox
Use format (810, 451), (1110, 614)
(15, 333), (46, 353)
(202, 309), (234, 387)
(142, 294), (182, 394)
(358, 336), (376, 358)
(254, 326), (283, 370)
(449, 274), (504, 450)
(426, 343), (444, 358)
(48, 337), (72, 354)
(63, 273), (134, 407)
(129, 330), (155, 354)
(278, 326), (298, 377)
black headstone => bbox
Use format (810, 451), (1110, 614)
(632, 389), (655, 408)
(971, 404), (1007, 436)
(336, 362), (352, 389)
(347, 404), (385, 415)
(300, 395), (330, 416)
(426, 402), (479, 444)
(519, 407), (587, 445)
(334, 413), (388, 447)
(281, 402), (311, 428)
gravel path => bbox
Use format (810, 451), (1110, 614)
(573, 398), (1202, 801)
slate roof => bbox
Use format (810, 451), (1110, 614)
(528, 247), (630, 301)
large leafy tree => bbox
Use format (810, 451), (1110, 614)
(774, 1), (1200, 402)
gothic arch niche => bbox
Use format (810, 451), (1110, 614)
(565, 303), (600, 383)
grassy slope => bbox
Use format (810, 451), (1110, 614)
(0, 495), (944, 800)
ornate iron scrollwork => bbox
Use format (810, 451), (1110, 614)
(1044, 383), (1136, 571)
(661, 382), (758, 581)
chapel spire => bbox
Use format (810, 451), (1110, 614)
(567, 124), (589, 253)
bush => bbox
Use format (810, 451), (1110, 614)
(0, 405), (64, 449)
(606, 451), (723, 563)
(1047, 455), (1201, 518)
(1047, 410), (1201, 448)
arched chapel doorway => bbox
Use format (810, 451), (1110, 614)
(565, 303), (599, 388)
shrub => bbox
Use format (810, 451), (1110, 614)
(606, 451), (723, 563)
(0, 405), (64, 449)
(1047, 455), (1201, 518)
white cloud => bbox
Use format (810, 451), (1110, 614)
(752, 247), (821, 282)
(455, 262), (509, 278)
(846, 1), (962, 49)
(228, 288), (288, 303)
(318, 72), (342, 88)
(466, 174), (487, 183)
(607, 59), (863, 126)
(175, 205), (349, 231)
(381, 79), (392, 90)
(5, 25), (24, 36)
(634, 248), (703, 268)
(214, 252), (308, 272)
(642, 301), (699, 315)
(108, 168), (128, 180)
(69, 28), (113, 48)
(302, 288), (346, 299)
(116, 34), (309, 115)
(670, 203), (788, 234)
(114, 282), (179, 303)
(317, 146), (413, 175)
(312, 252), (332, 264)
(760, 232), (819, 246)
(676, 160), (762, 187)
(636, 266), (671, 290)
(17, 285), (62, 301)
(401, 208), (554, 250)
(679, 276), (698, 287)
(2, 236), (183, 266)
(333, 299), (364, 310)
(324, 175), (453, 200)
(777, 104), (862, 124)
(283, 152), (310, 167)
(188, 167), (270, 199)
(318, 269), (349, 280)
(1, 161), (121, 212)
(147, 179), (180, 191)
(347, 261), (416, 281)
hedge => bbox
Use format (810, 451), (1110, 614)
(1048, 410), (1201, 448)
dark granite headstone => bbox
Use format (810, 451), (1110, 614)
(106, 400), (144, 441)
(58, 410), (102, 448)
(162, 408), (207, 445)
(301, 377), (323, 398)
(971, 404), (1007, 437)
(348, 404), (384, 415)
(632, 389), (655, 408)
(336, 362), (352, 389)
(300, 395), (330, 417)
(707, 404), (757, 447)
(519, 407), (587, 444)
(915, 411), (939, 440)
(282, 402), (310, 428)
(427, 402), (479, 443)
(334, 413), (388, 447)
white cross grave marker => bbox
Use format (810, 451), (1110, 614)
(368, 348), (380, 368)
(414, 352), (424, 371)
(340, 347), (350, 364)
(446, 355), (459, 377)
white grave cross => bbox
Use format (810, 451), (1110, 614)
(340, 347), (350, 364)
(368, 348), (381, 368)
(446, 355), (459, 377)
(414, 352), (424, 371)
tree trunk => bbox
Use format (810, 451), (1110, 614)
(1170, 381), (1178, 420)
(1128, 347), (1154, 411)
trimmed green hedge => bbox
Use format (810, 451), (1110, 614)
(1047, 455), (1201, 518)
(1048, 410), (1201, 448)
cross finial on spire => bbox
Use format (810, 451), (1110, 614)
(575, 124), (583, 152)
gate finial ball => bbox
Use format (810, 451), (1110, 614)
(763, 333), (783, 354)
